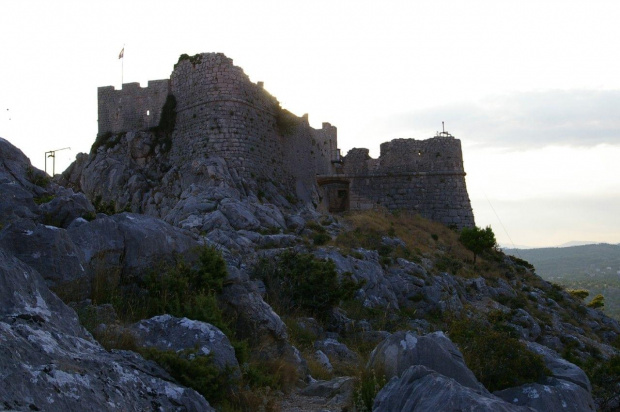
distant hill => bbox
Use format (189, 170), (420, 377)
(504, 243), (620, 320)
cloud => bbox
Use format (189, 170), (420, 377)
(384, 89), (620, 149)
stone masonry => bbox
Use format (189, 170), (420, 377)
(333, 136), (475, 228)
(97, 53), (474, 228)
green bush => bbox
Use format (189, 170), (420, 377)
(448, 316), (548, 391)
(254, 250), (360, 319)
(587, 294), (605, 309)
(567, 289), (590, 301)
(459, 225), (497, 264)
(313, 232), (331, 245)
(26, 166), (50, 187)
(354, 369), (386, 412)
(139, 347), (233, 405)
(137, 246), (229, 330)
(582, 355), (620, 411)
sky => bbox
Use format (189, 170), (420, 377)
(1, 0), (619, 248)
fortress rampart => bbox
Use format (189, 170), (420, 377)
(96, 53), (474, 228)
(98, 80), (170, 135)
(97, 53), (335, 192)
(321, 136), (475, 228)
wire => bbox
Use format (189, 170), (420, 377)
(483, 191), (521, 258)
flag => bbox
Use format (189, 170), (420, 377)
(118, 47), (124, 59)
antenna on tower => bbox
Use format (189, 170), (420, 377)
(436, 121), (453, 138)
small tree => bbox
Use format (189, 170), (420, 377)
(459, 225), (497, 264)
(587, 294), (605, 309)
(567, 289), (590, 301)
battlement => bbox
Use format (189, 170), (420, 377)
(324, 135), (474, 228)
(98, 79), (170, 136)
(95, 52), (473, 228)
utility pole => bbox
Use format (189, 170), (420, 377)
(45, 147), (70, 176)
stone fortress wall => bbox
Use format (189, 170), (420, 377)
(97, 53), (335, 195)
(97, 53), (474, 228)
(339, 136), (475, 228)
(98, 80), (170, 134)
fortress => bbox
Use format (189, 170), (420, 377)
(97, 53), (474, 228)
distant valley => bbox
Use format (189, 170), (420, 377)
(504, 243), (620, 320)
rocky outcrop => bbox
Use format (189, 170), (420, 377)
(494, 379), (595, 412)
(492, 341), (596, 411)
(368, 331), (484, 391)
(0, 247), (213, 411)
(0, 212), (200, 299)
(373, 365), (534, 412)
(2, 135), (618, 411)
(130, 315), (240, 375)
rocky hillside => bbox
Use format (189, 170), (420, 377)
(505, 244), (620, 320)
(1, 135), (619, 411)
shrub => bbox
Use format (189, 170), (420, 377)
(354, 369), (386, 412)
(254, 250), (360, 319)
(587, 294), (605, 309)
(139, 347), (232, 405)
(92, 195), (117, 215)
(567, 289), (590, 301)
(448, 316), (548, 391)
(242, 358), (299, 393)
(26, 166), (50, 187)
(137, 246), (228, 329)
(313, 232), (331, 245)
(582, 355), (620, 411)
(459, 225), (497, 264)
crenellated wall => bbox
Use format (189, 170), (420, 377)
(98, 80), (170, 136)
(169, 53), (285, 183)
(338, 136), (475, 228)
(96, 53), (474, 228)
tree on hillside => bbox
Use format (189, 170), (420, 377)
(459, 225), (497, 264)
(587, 294), (605, 309)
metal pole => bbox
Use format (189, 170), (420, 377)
(44, 147), (70, 176)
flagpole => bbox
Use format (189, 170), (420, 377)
(119, 44), (125, 87)
(122, 44), (125, 86)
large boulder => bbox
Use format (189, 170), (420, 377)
(37, 187), (95, 228)
(525, 341), (591, 391)
(373, 365), (534, 412)
(130, 315), (240, 376)
(0, 219), (86, 287)
(0, 137), (49, 226)
(0, 247), (213, 411)
(494, 378), (595, 412)
(314, 338), (359, 371)
(492, 341), (596, 412)
(0, 212), (200, 301)
(221, 282), (288, 349)
(367, 331), (483, 392)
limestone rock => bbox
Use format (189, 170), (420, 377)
(525, 341), (591, 392)
(0, 247), (213, 411)
(313, 338), (359, 370)
(130, 315), (240, 375)
(373, 365), (534, 412)
(37, 188), (95, 228)
(0, 219), (86, 287)
(494, 378), (595, 412)
(367, 331), (483, 392)
(299, 376), (355, 405)
(221, 282), (288, 351)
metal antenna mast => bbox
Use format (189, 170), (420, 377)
(45, 147), (70, 175)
